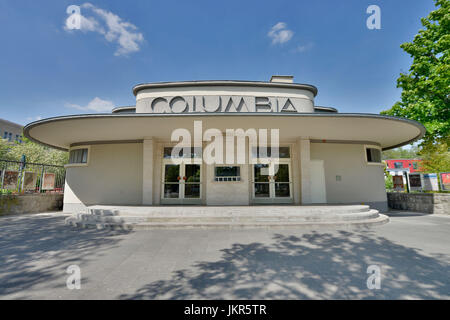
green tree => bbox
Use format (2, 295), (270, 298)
(0, 138), (68, 165)
(382, 145), (420, 160)
(383, 164), (395, 191)
(419, 142), (450, 172)
(381, 0), (450, 150)
(0, 139), (14, 161)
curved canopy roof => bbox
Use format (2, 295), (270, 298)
(24, 113), (425, 151)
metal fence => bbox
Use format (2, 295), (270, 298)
(0, 159), (65, 194)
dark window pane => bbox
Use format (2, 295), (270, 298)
(252, 146), (290, 158)
(74, 150), (79, 163)
(164, 165), (180, 182)
(254, 183), (270, 197)
(185, 164), (201, 182)
(69, 149), (88, 164)
(274, 164), (289, 182)
(81, 149), (88, 163)
(270, 147), (290, 158)
(184, 184), (200, 198)
(164, 147), (183, 159)
(372, 149), (381, 162)
(366, 148), (381, 163)
(366, 148), (372, 162)
(164, 184), (179, 198)
(163, 147), (172, 158)
(215, 166), (240, 177)
(164, 147), (202, 158)
(275, 183), (290, 197)
(278, 147), (290, 158)
(254, 164), (269, 182)
(187, 147), (202, 158)
(394, 162), (403, 169)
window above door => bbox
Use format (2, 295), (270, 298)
(163, 146), (202, 159)
(251, 146), (290, 159)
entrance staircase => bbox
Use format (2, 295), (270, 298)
(65, 205), (389, 230)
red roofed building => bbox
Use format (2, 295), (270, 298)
(385, 159), (423, 173)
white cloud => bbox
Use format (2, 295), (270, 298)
(268, 22), (294, 45)
(64, 3), (144, 56)
(66, 97), (115, 112)
(291, 42), (314, 53)
(26, 116), (43, 122)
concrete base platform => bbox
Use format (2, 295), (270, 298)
(65, 205), (389, 229)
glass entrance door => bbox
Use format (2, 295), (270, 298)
(183, 164), (201, 199)
(162, 162), (202, 204)
(252, 162), (292, 203)
(163, 164), (180, 199)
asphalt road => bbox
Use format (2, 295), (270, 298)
(0, 211), (449, 299)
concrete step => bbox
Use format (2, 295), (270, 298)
(133, 214), (390, 229)
(74, 209), (380, 224)
(65, 204), (387, 229)
(65, 214), (389, 230)
(87, 204), (372, 217)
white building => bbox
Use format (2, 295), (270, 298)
(24, 76), (425, 213)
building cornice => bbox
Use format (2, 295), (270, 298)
(111, 106), (136, 113)
(313, 106), (338, 113)
(132, 80), (318, 97)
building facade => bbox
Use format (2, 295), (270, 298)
(24, 76), (425, 213)
(0, 118), (23, 143)
(385, 158), (425, 191)
(385, 159), (423, 173)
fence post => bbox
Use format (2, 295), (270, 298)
(0, 162), (6, 191)
(18, 166), (22, 193)
(404, 171), (410, 193)
(39, 165), (45, 193)
(62, 170), (66, 192)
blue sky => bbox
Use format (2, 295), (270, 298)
(0, 0), (437, 125)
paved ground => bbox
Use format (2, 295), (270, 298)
(0, 211), (449, 299)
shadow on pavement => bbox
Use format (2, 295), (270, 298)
(120, 229), (450, 299)
(0, 214), (131, 298)
(386, 211), (432, 217)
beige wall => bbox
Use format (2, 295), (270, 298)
(63, 143), (143, 212)
(205, 138), (250, 205)
(205, 164), (251, 205)
(310, 143), (387, 210)
(63, 140), (387, 212)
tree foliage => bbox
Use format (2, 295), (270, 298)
(0, 138), (68, 165)
(419, 142), (450, 172)
(381, 0), (450, 150)
(382, 146), (420, 160)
